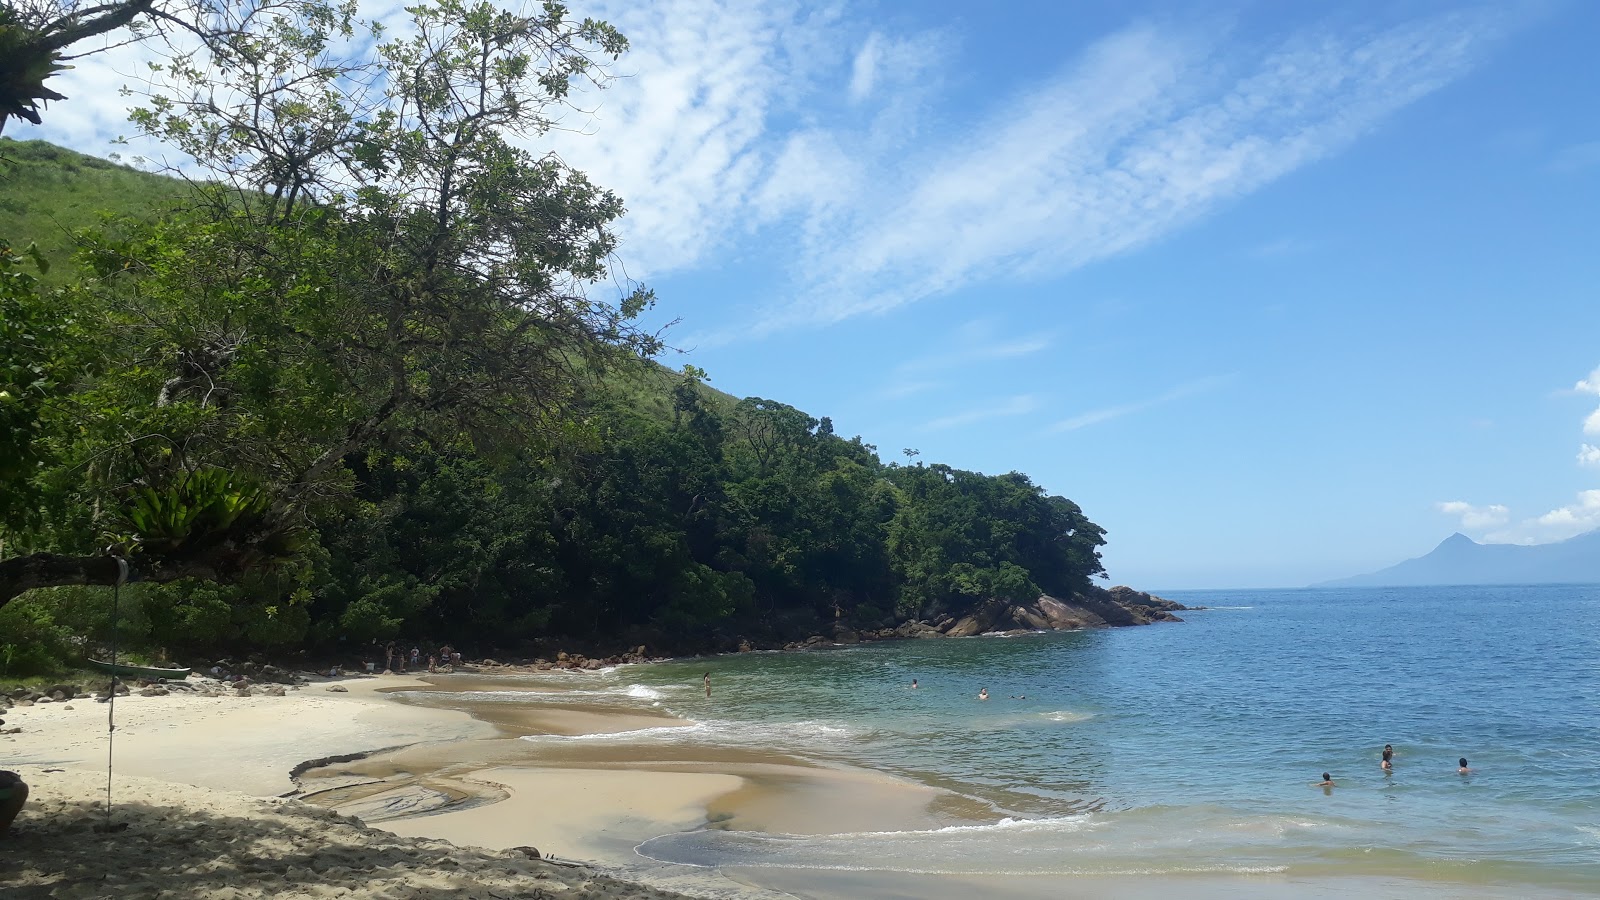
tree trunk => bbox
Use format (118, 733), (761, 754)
(0, 548), (247, 609)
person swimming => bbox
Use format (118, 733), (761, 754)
(1458, 757), (1472, 775)
(1316, 772), (1336, 787)
(911, 679), (918, 689)
(977, 688), (990, 701)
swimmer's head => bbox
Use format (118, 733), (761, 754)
(1459, 758), (1468, 768)
(1321, 773), (1331, 782)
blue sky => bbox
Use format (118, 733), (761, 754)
(23, 0), (1600, 589)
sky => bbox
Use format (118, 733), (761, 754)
(19, 0), (1600, 589)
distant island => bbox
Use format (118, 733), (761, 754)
(1316, 529), (1600, 587)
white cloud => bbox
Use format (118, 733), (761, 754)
(1534, 489), (1600, 532)
(1576, 366), (1600, 395)
(1436, 500), (1511, 530)
(1050, 375), (1233, 432)
(921, 394), (1039, 431)
(1579, 444), (1600, 467)
(1584, 408), (1600, 436)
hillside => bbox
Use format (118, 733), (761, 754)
(1316, 529), (1600, 587)
(0, 139), (1143, 678)
(0, 137), (739, 416)
(0, 138), (194, 279)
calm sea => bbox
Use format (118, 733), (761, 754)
(468, 586), (1600, 893)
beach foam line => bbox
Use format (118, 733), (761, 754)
(517, 718), (861, 748)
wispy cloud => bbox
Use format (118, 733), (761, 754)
(729, 8), (1508, 337)
(877, 319), (1056, 398)
(1245, 236), (1319, 258)
(1547, 141), (1600, 174)
(21, 2), (1516, 347)
(1049, 374), (1233, 433)
(921, 394), (1040, 431)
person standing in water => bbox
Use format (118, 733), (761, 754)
(1458, 757), (1472, 775)
(1381, 746), (1393, 771)
(978, 688), (990, 701)
(1316, 772), (1336, 789)
(911, 679), (918, 689)
(703, 672), (711, 698)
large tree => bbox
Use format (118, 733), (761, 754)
(0, 0), (309, 134)
(0, 0), (660, 608)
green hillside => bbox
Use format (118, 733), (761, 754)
(0, 139), (1108, 678)
(0, 138), (193, 278)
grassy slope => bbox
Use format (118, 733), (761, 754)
(0, 138), (193, 279)
(0, 138), (742, 411)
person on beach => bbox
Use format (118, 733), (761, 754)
(384, 641), (397, 673)
(703, 672), (711, 698)
(978, 688), (990, 701)
(0, 769), (28, 836)
(1458, 757), (1472, 775)
(410, 647), (421, 669)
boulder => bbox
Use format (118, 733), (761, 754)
(325, 685), (348, 693)
(138, 686), (169, 697)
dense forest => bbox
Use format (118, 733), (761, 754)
(0, 1), (1110, 676)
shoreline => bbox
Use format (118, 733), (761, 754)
(7, 658), (1595, 899)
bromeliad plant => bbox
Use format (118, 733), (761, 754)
(117, 468), (271, 557)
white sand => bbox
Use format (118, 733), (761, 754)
(3, 675), (494, 796)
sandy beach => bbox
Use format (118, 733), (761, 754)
(0, 671), (721, 897)
(0, 668), (958, 899)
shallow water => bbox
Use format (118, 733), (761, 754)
(623, 585), (1600, 892)
(406, 585), (1600, 894)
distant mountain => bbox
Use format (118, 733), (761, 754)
(1317, 529), (1600, 587)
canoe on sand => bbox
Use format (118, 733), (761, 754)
(87, 659), (192, 680)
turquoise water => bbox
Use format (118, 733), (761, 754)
(531, 586), (1600, 891)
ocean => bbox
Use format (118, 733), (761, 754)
(418, 585), (1600, 895)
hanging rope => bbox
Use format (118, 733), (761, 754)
(103, 556), (128, 833)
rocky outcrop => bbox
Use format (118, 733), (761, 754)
(756, 585), (1187, 650)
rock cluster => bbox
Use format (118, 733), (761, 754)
(770, 585), (1189, 651)
(473, 645), (656, 672)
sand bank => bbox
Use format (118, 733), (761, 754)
(0, 766), (700, 899)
